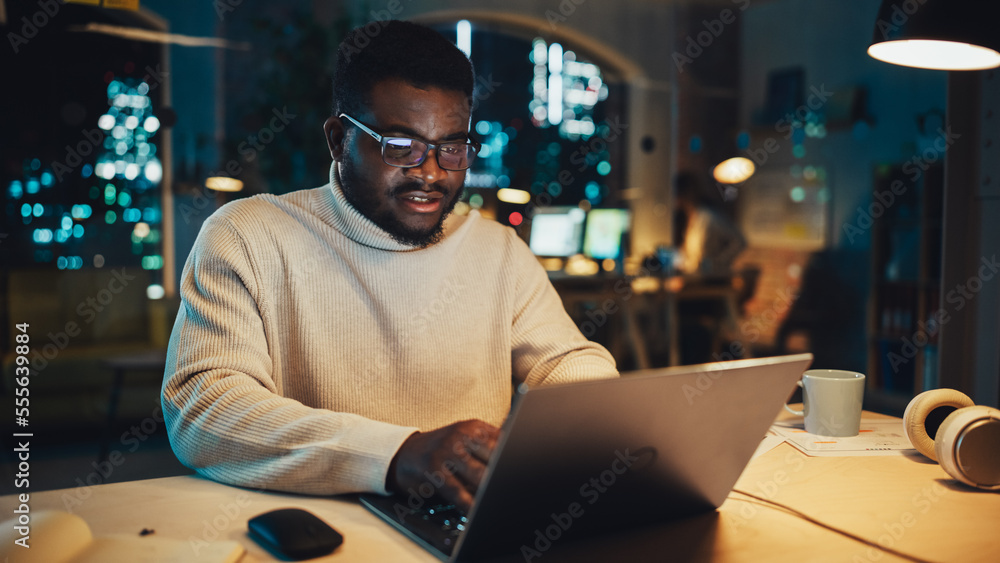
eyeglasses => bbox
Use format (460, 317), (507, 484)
(339, 113), (480, 171)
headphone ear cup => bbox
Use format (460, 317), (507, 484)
(903, 389), (974, 461)
(934, 406), (1000, 490)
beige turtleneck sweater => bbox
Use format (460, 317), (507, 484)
(162, 164), (619, 497)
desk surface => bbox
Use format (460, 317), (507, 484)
(5, 411), (998, 563)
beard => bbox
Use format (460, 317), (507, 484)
(337, 156), (462, 248)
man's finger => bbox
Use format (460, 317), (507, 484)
(437, 473), (477, 512)
(457, 425), (499, 463)
(451, 454), (490, 494)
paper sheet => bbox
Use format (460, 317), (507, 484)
(771, 419), (916, 457)
(751, 434), (787, 460)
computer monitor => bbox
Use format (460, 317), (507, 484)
(583, 208), (630, 260)
(528, 207), (586, 257)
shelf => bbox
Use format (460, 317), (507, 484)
(868, 334), (940, 343)
(866, 163), (943, 396)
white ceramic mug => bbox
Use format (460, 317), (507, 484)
(784, 369), (865, 437)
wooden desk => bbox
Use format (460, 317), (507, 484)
(549, 274), (653, 370)
(548, 272), (744, 370)
(5, 412), (998, 562)
(663, 275), (743, 366)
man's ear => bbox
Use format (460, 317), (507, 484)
(323, 116), (345, 160)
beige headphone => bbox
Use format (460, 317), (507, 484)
(903, 389), (1000, 491)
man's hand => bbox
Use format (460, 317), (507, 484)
(386, 419), (500, 513)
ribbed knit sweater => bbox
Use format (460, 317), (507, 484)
(162, 163), (619, 496)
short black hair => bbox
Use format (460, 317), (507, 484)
(332, 20), (474, 117)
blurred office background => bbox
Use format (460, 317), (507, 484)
(2, 0), (999, 492)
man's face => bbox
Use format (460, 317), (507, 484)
(325, 78), (471, 247)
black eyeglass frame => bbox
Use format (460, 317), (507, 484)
(338, 113), (481, 171)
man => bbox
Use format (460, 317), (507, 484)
(162, 20), (618, 512)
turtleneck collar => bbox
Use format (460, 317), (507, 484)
(313, 161), (466, 252)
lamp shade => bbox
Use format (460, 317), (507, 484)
(205, 176), (244, 192)
(868, 0), (1000, 71)
(713, 157), (755, 184)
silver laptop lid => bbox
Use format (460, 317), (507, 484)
(453, 353), (813, 561)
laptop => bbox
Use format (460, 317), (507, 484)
(360, 353), (813, 562)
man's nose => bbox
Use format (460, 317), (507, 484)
(407, 148), (448, 184)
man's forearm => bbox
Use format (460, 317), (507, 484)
(163, 364), (417, 496)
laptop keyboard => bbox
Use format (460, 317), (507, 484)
(360, 495), (469, 557)
(399, 503), (468, 552)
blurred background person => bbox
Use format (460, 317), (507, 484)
(674, 170), (747, 277)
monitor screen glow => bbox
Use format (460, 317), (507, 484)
(583, 208), (630, 260)
(528, 208), (586, 257)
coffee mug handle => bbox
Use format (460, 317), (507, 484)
(784, 380), (805, 416)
